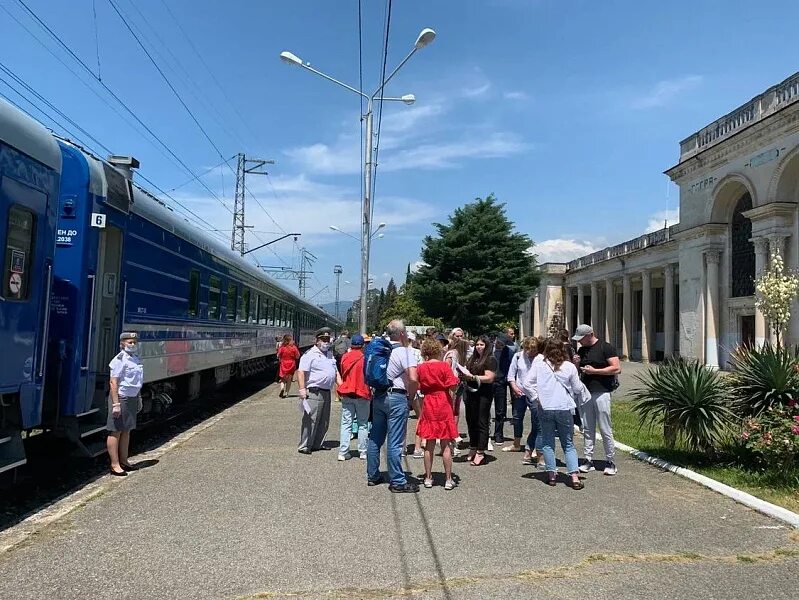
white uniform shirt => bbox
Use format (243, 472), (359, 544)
(298, 345), (337, 390)
(109, 351), (144, 397)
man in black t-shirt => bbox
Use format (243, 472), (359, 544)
(572, 324), (620, 476)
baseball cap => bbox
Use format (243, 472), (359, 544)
(572, 324), (594, 341)
(119, 332), (138, 341)
(351, 334), (365, 346)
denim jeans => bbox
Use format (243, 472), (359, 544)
(367, 391), (409, 485)
(512, 394), (541, 450)
(339, 397), (370, 457)
(540, 409), (579, 474)
(492, 381), (508, 442)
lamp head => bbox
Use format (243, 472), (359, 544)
(329, 225), (340, 232)
(376, 222), (386, 230)
(280, 51), (303, 67)
(415, 28), (436, 49)
(401, 94), (416, 105)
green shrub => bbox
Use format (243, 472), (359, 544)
(628, 358), (737, 455)
(727, 344), (799, 417)
(742, 400), (799, 483)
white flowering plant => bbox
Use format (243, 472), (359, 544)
(754, 251), (799, 348)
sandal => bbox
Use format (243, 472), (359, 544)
(547, 475), (557, 486)
(470, 453), (486, 466)
(571, 479), (584, 490)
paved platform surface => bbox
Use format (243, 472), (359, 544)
(1, 365), (798, 599)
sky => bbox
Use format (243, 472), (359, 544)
(2, 0), (799, 305)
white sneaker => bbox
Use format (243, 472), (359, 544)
(359, 452), (367, 460)
(604, 462), (617, 476)
(424, 478), (433, 488)
(578, 461), (595, 473)
(487, 439), (494, 451)
(337, 454), (347, 462)
(444, 479), (455, 491)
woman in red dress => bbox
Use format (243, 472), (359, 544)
(277, 334), (300, 398)
(417, 338), (460, 490)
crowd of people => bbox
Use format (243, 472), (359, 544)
(283, 319), (621, 493)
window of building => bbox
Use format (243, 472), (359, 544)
(3, 204), (35, 300)
(731, 192), (755, 297)
(209, 276), (221, 319)
(239, 288), (250, 323)
(227, 283), (238, 322)
(188, 269), (200, 317)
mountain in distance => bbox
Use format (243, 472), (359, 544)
(318, 299), (353, 321)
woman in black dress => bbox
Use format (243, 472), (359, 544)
(461, 335), (497, 466)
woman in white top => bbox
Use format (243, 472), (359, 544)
(532, 338), (585, 489)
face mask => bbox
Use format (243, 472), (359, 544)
(318, 342), (331, 353)
(124, 344), (138, 354)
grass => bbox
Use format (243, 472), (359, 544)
(612, 399), (799, 514)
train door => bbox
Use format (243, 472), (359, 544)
(89, 225), (123, 405)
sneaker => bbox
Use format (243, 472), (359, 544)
(389, 482), (420, 493)
(337, 454), (349, 462)
(367, 475), (384, 486)
(487, 439), (494, 452)
(412, 450), (424, 459)
(502, 445), (522, 452)
(453, 447), (462, 458)
(423, 478), (433, 488)
(573, 424), (582, 435)
(444, 479), (455, 491)
(604, 462), (617, 476)
(521, 456), (535, 465)
(579, 461), (595, 473)
(359, 452), (367, 460)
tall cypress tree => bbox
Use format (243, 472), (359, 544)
(412, 194), (539, 332)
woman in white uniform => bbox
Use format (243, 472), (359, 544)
(107, 331), (144, 476)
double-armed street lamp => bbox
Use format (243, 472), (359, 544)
(330, 222), (386, 242)
(280, 27), (436, 334)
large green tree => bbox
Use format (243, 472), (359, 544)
(412, 194), (539, 332)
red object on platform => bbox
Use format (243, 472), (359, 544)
(416, 361), (459, 440)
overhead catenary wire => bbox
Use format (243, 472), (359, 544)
(13, 0), (234, 216)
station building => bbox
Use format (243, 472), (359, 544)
(520, 71), (799, 368)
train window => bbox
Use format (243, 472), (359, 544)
(3, 205), (36, 300)
(227, 283), (237, 322)
(250, 292), (257, 323)
(239, 288), (250, 323)
(209, 276), (221, 319)
(264, 297), (272, 325)
(188, 269), (200, 317)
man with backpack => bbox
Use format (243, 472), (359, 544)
(333, 330), (351, 368)
(365, 319), (420, 493)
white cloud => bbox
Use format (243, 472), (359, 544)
(503, 91), (529, 101)
(630, 75), (703, 109)
(532, 239), (599, 263)
(382, 133), (530, 172)
(644, 209), (679, 233)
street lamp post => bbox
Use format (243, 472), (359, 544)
(281, 28), (436, 334)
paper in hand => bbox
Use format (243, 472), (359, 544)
(298, 398), (312, 414)
(456, 364), (472, 377)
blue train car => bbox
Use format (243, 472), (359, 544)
(46, 146), (340, 453)
(0, 99), (60, 474)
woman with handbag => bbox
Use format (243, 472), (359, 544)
(460, 335), (497, 466)
(532, 338), (587, 489)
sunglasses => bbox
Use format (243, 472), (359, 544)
(318, 336), (331, 342)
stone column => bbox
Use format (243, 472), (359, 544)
(705, 249), (721, 368)
(605, 280), (614, 345)
(576, 284), (585, 326)
(641, 270), (652, 363)
(532, 293), (540, 337)
(564, 286), (573, 335)
(590, 281), (600, 330)
(664, 264), (675, 358)
(753, 237), (768, 347)
(621, 274), (632, 361)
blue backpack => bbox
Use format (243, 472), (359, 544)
(363, 338), (393, 391)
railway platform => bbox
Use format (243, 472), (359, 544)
(1, 369), (798, 599)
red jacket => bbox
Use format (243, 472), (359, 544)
(337, 349), (371, 400)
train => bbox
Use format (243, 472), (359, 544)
(0, 97), (341, 474)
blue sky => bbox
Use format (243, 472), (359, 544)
(2, 0), (798, 304)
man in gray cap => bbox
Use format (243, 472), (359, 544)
(572, 324), (620, 476)
(296, 327), (339, 454)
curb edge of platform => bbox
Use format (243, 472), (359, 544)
(614, 439), (799, 529)
(0, 394), (254, 556)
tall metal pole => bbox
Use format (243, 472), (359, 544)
(231, 153), (246, 253)
(360, 100), (373, 334)
(333, 265), (343, 320)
